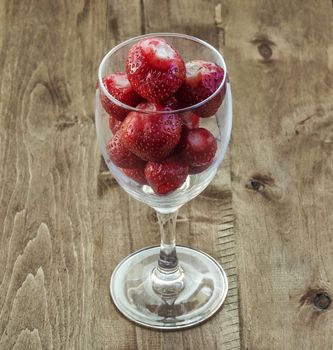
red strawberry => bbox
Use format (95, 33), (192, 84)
(145, 157), (189, 195)
(106, 130), (145, 168)
(126, 38), (185, 103)
(121, 102), (182, 162)
(176, 60), (226, 118)
(108, 114), (122, 134)
(123, 167), (147, 185)
(100, 73), (142, 121)
(189, 163), (211, 175)
(178, 128), (217, 167)
(162, 96), (179, 110)
(180, 112), (200, 129)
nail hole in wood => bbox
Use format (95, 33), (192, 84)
(313, 292), (331, 310)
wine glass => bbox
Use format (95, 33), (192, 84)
(95, 33), (232, 330)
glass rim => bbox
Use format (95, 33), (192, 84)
(98, 32), (228, 115)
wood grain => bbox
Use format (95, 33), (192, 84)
(0, 0), (238, 349)
(221, 0), (333, 349)
(1, 0), (331, 349)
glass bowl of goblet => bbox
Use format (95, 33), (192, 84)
(95, 33), (232, 330)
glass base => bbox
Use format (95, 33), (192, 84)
(110, 246), (228, 330)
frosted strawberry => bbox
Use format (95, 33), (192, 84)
(126, 38), (185, 103)
(106, 130), (145, 169)
(176, 60), (226, 118)
(178, 127), (217, 167)
(123, 167), (147, 185)
(100, 73), (142, 121)
(145, 157), (189, 195)
(108, 115), (122, 134)
(121, 102), (182, 162)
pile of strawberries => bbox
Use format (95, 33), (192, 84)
(99, 37), (226, 195)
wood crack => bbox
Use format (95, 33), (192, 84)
(215, 3), (225, 46)
(140, 0), (146, 34)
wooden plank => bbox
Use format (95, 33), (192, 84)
(220, 0), (333, 349)
(0, 0), (142, 349)
(0, 0), (239, 349)
(0, 0), (237, 349)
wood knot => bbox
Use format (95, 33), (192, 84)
(314, 292), (331, 310)
(55, 116), (78, 131)
(248, 179), (265, 192)
(300, 288), (332, 311)
(251, 35), (275, 62)
(246, 174), (275, 192)
(151, 211), (158, 221)
(258, 43), (272, 60)
(245, 174), (281, 201)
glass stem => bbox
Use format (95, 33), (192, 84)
(152, 210), (185, 297)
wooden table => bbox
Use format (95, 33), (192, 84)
(0, 1), (332, 349)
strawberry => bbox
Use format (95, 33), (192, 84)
(162, 96), (179, 110)
(126, 38), (186, 103)
(145, 157), (189, 195)
(121, 102), (182, 162)
(176, 60), (226, 118)
(106, 130), (145, 169)
(189, 163), (211, 175)
(100, 73), (142, 121)
(180, 111), (200, 129)
(108, 114), (122, 134)
(178, 127), (217, 167)
(123, 167), (147, 185)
